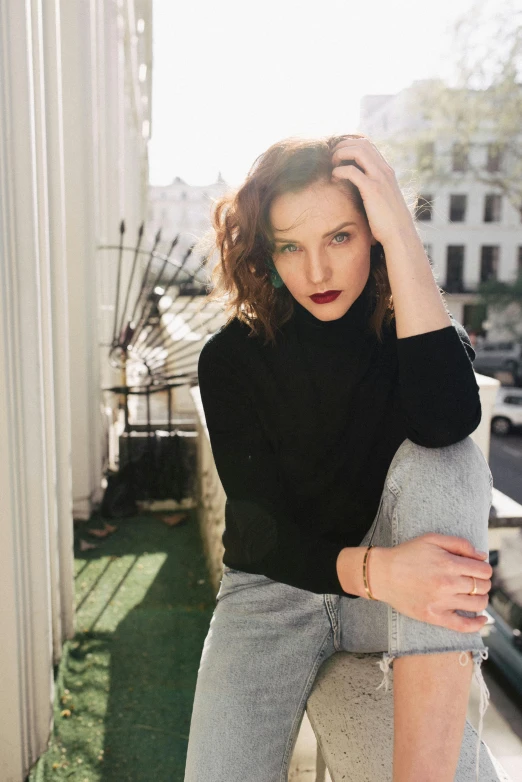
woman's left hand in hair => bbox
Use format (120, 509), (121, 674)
(331, 136), (415, 248)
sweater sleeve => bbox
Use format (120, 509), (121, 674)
(197, 333), (358, 598)
(395, 315), (482, 448)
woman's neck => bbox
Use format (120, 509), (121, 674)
(291, 284), (372, 338)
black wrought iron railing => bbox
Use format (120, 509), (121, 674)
(97, 220), (224, 515)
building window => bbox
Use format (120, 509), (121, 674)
(483, 194), (502, 222)
(480, 246), (500, 282)
(486, 143), (503, 173)
(417, 142), (434, 172)
(452, 143), (468, 172)
(415, 194), (433, 221)
(446, 246), (465, 293)
(449, 194), (467, 222)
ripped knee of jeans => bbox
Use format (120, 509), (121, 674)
(471, 649), (490, 782)
(375, 651), (395, 693)
(375, 648), (490, 782)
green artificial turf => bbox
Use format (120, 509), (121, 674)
(27, 509), (215, 782)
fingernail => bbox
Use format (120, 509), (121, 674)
(476, 550), (488, 557)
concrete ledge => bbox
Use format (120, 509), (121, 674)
(306, 652), (513, 781)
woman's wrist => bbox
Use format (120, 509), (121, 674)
(336, 547), (366, 597)
(335, 546), (388, 599)
(336, 545), (391, 600)
(364, 546), (391, 601)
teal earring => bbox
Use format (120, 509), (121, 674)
(266, 257), (285, 289)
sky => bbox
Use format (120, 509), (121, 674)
(148, 0), (479, 187)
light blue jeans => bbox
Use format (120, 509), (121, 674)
(184, 437), (494, 782)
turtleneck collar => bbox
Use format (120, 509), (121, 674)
(290, 282), (373, 340)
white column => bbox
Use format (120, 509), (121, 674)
(0, 0), (57, 775)
(42, 0), (76, 653)
(60, 0), (104, 517)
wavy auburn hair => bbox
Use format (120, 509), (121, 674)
(203, 134), (395, 346)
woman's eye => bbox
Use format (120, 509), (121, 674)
(280, 243), (299, 253)
(332, 232), (350, 244)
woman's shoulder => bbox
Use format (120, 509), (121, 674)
(198, 316), (260, 369)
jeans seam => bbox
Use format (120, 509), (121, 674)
(390, 505), (400, 654)
(279, 627), (333, 782)
(387, 474), (401, 498)
(324, 594), (341, 650)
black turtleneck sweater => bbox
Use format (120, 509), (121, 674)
(197, 284), (481, 597)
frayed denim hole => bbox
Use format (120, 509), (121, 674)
(376, 652), (395, 692)
(470, 648), (490, 782)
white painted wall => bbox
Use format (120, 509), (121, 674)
(0, 1), (152, 778)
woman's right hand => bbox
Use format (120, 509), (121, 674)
(368, 534), (493, 633)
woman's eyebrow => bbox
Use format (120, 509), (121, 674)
(273, 221), (357, 243)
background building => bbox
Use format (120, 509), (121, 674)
(359, 81), (522, 342)
(148, 174), (229, 276)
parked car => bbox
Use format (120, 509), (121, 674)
(482, 547), (522, 699)
(490, 387), (522, 436)
(473, 340), (522, 377)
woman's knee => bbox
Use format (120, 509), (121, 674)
(388, 436), (492, 498)
(385, 436), (492, 551)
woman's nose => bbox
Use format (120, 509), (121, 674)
(306, 251), (331, 285)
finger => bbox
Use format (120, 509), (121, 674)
(450, 593), (490, 612)
(331, 133), (368, 147)
(447, 553), (493, 580)
(423, 532), (487, 560)
(450, 554), (493, 580)
(332, 135), (375, 155)
(331, 144), (378, 177)
(457, 576), (492, 595)
(441, 611), (488, 633)
(331, 163), (367, 190)
(332, 137), (389, 173)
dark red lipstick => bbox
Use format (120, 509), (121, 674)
(309, 290), (342, 304)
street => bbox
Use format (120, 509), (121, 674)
(482, 428), (522, 778)
(490, 430), (522, 505)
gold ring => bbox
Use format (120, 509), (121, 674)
(469, 576), (478, 596)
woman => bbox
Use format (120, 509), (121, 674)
(185, 135), (494, 782)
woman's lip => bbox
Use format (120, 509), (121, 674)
(309, 290), (342, 303)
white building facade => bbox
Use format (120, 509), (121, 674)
(359, 83), (522, 341)
(148, 175), (229, 272)
(0, 1), (152, 778)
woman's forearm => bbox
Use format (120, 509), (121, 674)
(382, 222), (451, 339)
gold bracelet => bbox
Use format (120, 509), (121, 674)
(363, 544), (378, 600)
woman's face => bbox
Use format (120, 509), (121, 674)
(269, 180), (377, 321)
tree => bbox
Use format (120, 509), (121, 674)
(380, 1), (522, 345)
(477, 274), (522, 346)
(387, 1), (522, 207)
